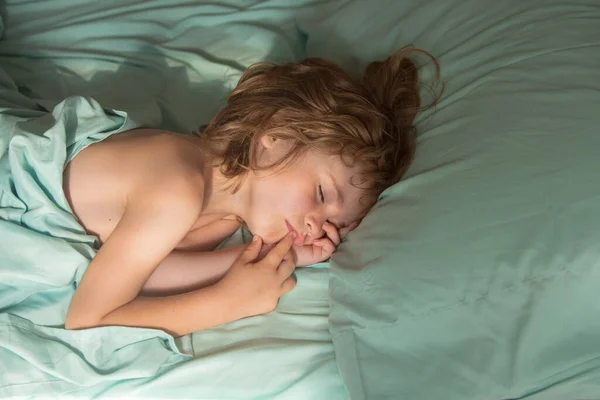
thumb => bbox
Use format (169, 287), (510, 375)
(239, 234), (263, 263)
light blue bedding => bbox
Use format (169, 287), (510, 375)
(0, 0), (312, 133)
(0, 74), (189, 394)
(7, 0), (599, 398)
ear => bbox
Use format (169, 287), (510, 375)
(260, 134), (277, 149)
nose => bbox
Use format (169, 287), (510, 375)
(305, 215), (326, 240)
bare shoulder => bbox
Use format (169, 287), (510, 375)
(64, 129), (206, 242)
(123, 130), (206, 208)
(133, 173), (205, 213)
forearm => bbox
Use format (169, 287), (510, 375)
(67, 246), (247, 335)
(142, 245), (246, 296)
(99, 284), (243, 337)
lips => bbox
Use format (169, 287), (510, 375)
(285, 220), (305, 246)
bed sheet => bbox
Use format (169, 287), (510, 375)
(79, 256), (347, 399)
(0, 0), (317, 132)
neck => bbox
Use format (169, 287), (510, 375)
(183, 133), (247, 220)
(201, 164), (249, 222)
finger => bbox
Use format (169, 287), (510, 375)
(277, 256), (296, 280)
(286, 247), (298, 264)
(280, 276), (297, 295)
(238, 235), (263, 263)
(315, 239), (336, 256)
(258, 242), (274, 261)
(262, 232), (295, 267)
(322, 222), (341, 245)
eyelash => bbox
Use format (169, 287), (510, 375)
(318, 185), (325, 203)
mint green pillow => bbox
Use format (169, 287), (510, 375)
(299, 1), (600, 399)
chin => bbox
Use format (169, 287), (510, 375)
(248, 225), (284, 245)
(263, 233), (286, 245)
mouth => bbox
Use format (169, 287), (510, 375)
(285, 220), (305, 246)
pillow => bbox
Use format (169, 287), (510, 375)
(299, 1), (600, 399)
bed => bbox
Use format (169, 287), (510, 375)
(1, 1), (599, 399)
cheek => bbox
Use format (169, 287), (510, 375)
(255, 180), (311, 212)
(248, 182), (313, 241)
(245, 186), (288, 240)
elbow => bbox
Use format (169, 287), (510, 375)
(64, 310), (102, 331)
(64, 319), (79, 330)
(64, 315), (88, 330)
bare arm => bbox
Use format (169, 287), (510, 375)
(141, 245), (246, 296)
(99, 283), (244, 336)
(65, 184), (245, 336)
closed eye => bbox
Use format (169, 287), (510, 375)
(318, 185), (325, 203)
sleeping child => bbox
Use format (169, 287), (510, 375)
(63, 48), (440, 337)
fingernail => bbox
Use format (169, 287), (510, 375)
(252, 234), (258, 242)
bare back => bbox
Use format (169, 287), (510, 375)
(63, 129), (240, 251)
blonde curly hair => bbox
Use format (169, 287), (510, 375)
(198, 48), (441, 219)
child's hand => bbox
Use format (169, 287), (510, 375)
(217, 232), (297, 319)
(293, 221), (357, 266)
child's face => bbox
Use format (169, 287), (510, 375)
(241, 137), (366, 245)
